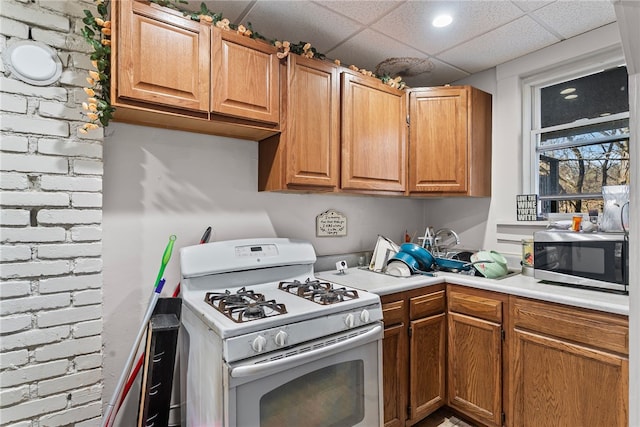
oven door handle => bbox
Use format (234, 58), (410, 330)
(229, 324), (383, 379)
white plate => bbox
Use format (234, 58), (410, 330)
(386, 261), (411, 277)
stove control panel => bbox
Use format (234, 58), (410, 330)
(223, 303), (383, 362)
(235, 244), (278, 258)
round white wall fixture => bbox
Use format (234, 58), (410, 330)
(2, 40), (62, 86)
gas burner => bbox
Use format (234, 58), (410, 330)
(205, 287), (287, 323)
(279, 279), (359, 305)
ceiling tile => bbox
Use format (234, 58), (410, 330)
(327, 28), (427, 71)
(511, 0), (556, 13)
(405, 57), (470, 87)
(531, 0), (616, 40)
(240, 1), (363, 52)
(371, 1), (525, 55)
(313, 0), (402, 25)
(438, 16), (560, 74)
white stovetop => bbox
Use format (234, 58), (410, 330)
(316, 267), (630, 316)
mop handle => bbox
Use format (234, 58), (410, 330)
(103, 234), (176, 427)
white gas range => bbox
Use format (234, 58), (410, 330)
(179, 238), (384, 427)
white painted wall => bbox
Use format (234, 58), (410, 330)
(101, 123), (427, 422)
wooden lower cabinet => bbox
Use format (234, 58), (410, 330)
(381, 286), (446, 427)
(409, 311), (446, 423)
(381, 286), (629, 427)
(509, 296), (628, 427)
(383, 322), (406, 427)
(447, 286), (505, 427)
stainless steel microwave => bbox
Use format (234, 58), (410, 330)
(533, 230), (629, 294)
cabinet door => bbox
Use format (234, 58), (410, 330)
(116, 0), (210, 111)
(512, 329), (628, 427)
(448, 312), (502, 427)
(341, 73), (407, 193)
(211, 27), (279, 124)
(409, 87), (468, 193)
(409, 313), (446, 423)
(259, 55), (340, 191)
(383, 323), (407, 427)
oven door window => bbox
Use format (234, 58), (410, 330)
(260, 360), (364, 427)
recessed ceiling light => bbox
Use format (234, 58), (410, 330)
(564, 94), (578, 100)
(432, 14), (453, 28)
(560, 88), (576, 95)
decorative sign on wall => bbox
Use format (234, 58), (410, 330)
(316, 209), (347, 237)
(516, 194), (538, 221)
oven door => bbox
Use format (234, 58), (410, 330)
(227, 322), (383, 427)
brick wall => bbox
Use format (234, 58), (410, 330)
(1, 0), (104, 425)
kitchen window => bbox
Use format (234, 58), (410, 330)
(524, 55), (630, 216)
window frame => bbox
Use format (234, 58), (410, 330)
(521, 50), (629, 205)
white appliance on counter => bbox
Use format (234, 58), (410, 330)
(179, 238), (384, 427)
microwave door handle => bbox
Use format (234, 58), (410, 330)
(229, 324), (383, 379)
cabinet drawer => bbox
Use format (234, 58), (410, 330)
(382, 299), (405, 326)
(511, 297), (628, 355)
(448, 290), (502, 323)
(410, 290), (445, 320)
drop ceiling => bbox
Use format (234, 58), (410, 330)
(191, 0), (617, 87)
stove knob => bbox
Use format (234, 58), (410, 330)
(360, 309), (370, 323)
(252, 335), (267, 352)
(345, 313), (356, 328)
(274, 330), (288, 347)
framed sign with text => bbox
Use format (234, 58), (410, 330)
(516, 194), (538, 221)
(316, 209), (347, 237)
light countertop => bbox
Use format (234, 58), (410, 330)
(316, 267), (629, 316)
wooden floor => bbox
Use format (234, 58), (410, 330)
(412, 408), (477, 427)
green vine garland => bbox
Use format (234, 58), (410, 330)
(80, 0), (406, 129)
(80, 0), (114, 131)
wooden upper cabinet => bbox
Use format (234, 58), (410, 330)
(259, 56), (340, 191)
(211, 27), (279, 124)
(115, 0), (210, 112)
(341, 72), (407, 193)
(409, 86), (491, 196)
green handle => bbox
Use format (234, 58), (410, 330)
(154, 235), (176, 289)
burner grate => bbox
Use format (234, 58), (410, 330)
(205, 287), (287, 323)
(279, 279), (359, 305)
